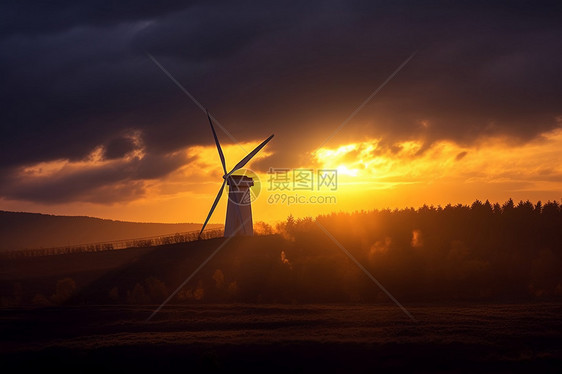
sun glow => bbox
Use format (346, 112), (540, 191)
(336, 164), (359, 177)
(311, 128), (562, 205)
(3, 127), (562, 225)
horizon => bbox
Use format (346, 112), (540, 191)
(3, 196), (561, 225)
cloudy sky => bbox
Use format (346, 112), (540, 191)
(1, 0), (561, 223)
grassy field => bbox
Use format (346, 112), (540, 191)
(1, 303), (561, 372)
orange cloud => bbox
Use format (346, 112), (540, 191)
(2, 128), (562, 225)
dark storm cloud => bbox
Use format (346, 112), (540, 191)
(103, 136), (137, 159)
(0, 0), (561, 203)
(0, 151), (190, 204)
(0, 0), (199, 37)
(133, 6), (284, 62)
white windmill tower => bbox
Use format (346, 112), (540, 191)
(198, 112), (274, 238)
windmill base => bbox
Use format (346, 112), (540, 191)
(224, 177), (254, 237)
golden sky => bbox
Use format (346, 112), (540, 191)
(2, 126), (561, 224)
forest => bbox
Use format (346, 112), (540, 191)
(2, 199), (562, 306)
(266, 198), (562, 302)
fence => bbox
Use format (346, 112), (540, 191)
(0, 227), (224, 259)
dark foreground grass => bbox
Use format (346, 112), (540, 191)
(1, 303), (561, 373)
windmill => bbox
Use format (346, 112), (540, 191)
(198, 111), (274, 238)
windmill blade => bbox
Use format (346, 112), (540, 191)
(227, 134), (274, 176)
(207, 110), (227, 175)
(198, 179), (226, 239)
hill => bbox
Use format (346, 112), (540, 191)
(0, 210), (221, 252)
(2, 199), (562, 307)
